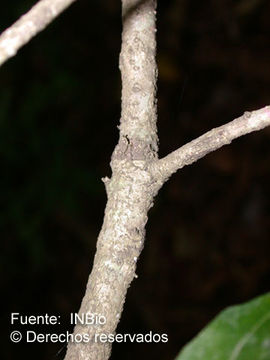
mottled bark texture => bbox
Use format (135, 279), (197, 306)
(151, 106), (270, 184)
(1, 1), (270, 359)
(0, 0), (78, 67)
(64, 1), (160, 359)
(64, 0), (270, 359)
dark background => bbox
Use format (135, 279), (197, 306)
(1, 0), (270, 359)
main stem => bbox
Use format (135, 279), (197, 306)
(64, 1), (270, 359)
(1, 0), (270, 359)
(64, 1), (159, 359)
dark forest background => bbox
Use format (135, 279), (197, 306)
(1, 0), (270, 359)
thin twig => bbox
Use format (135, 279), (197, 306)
(0, 0), (78, 67)
(150, 106), (270, 183)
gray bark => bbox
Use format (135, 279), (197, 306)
(0, 0), (78, 67)
(64, 1), (161, 359)
(64, 1), (270, 359)
(150, 107), (270, 184)
(1, 1), (270, 359)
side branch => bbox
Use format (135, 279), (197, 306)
(151, 106), (270, 183)
(0, 0), (78, 67)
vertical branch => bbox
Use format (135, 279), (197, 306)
(3, 1), (270, 360)
(112, 0), (158, 164)
(64, 1), (159, 360)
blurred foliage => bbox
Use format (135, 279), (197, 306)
(1, 0), (270, 359)
(176, 293), (270, 360)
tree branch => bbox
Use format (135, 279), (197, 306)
(150, 106), (270, 183)
(63, 1), (270, 357)
(64, 1), (159, 359)
(0, 0), (78, 67)
(112, 0), (158, 164)
(5, 1), (266, 359)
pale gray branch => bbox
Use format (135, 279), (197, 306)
(150, 106), (270, 183)
(6, 1), (266, 360)
(64, 1), (158, 360)
(0, 0), (78, 67)
(112, 0), (158, 163)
